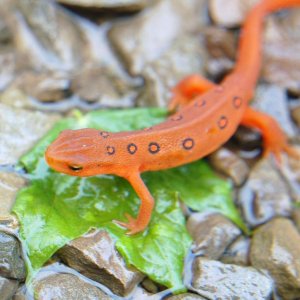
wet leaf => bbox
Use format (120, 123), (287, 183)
(13, 107), (244, 291)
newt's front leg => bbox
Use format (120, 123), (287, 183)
(114, 173), (154, 235)
(169, 74), (216, 111)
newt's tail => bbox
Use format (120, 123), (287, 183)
(234, 0), (300, 89)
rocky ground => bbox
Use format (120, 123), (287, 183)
(1, 0), (300, 299)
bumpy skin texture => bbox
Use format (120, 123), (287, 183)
(46, 0), (300, 235)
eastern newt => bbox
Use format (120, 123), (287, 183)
(45, 0), (300, 235)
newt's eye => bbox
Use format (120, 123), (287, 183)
(68, 165), (83, 172)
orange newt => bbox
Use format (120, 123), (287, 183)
(45, 0), (300, 235)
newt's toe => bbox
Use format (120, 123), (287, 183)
(113, 214), (145, 235)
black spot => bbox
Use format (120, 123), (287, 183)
(100, 131), (109, 138)
(182, 138), (195, 150)
(106, 146), (115, 155)
(194, 99), (206, 107)
(127, 143), (138, 155)
(233, 96), (243, 108)
(68, 165), (83, 172)
(171, 114), (183, 121)
(148, 142), (160, 154)
(218, 115), (228, 129)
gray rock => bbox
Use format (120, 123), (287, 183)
(58, 230), (144, 296)
(71, 66), (136, 108)
(0, 276), (18, 300)
(166, 293), (207, 300)
(252, 84), (297, 139)
(291, 104), (300, 128)
(0, 232), (26, 281)
(57, 0), (148, 12)
(292, 207), (300, 232)
(187, 212), (241, 259)
(278, 145), (300, 203)
(192, 258), (273, 300)
(262, 10), (300, 96)
(233, 126), (262, 151)
(209, 0), (259, 27)
(0, 172), (26, 216)
(0, 103), (60, 165)
(33, 272), (112, 300)
(250, 218), (300, 300)
(238, 158), (291, 228)
(204, 27), (236, 79)
(208, 148), (249, 186)
(109, 0), (207, 76)
(13, 71), (70, 102)
(220, 235), (250, 266)
(139, 34), (206, 107)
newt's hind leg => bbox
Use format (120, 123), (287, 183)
(241, 106), (300, 163)
(114, 173), (154, 235)
(169, 74), (216, 111)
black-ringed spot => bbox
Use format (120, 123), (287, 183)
(194, 99), (206, 107)
(182, 138), (195, 150)
(233, 96), (243, 108)
(106, 145), (115, 155)
(170, 114), (183, 121)
(100, 131), (109, 138)
(127, 143), (138, 155)
(148, 142), (160, 154)
(218, 115), (228, 129)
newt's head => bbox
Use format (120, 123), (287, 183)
(45, 128), (116, 177)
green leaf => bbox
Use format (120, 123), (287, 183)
(13, 107), (244, 291)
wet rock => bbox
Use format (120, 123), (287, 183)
(292, 207), (300, 232)
(33, 272), (112, 300)
(278, 145), (300, 203)
(130, 286), (154, 299)
(139, 34), (206, 107)
(209, 0), (259, 27)
(0, 215), (19, 231)
(12, 285), (26, 300)
(71, 66), (136, 107)
(0, 103), (60, 165)
(0, 53), (16, 91)
(13, 71), (70, 102)
(238, 158), (291, 228)
(186, 212), (241, 258)
(58, 0), (148, 12)
(0, 232), (26, 280)
(208, 148), (249, 186)
(252, 84), (297, 139)
(233, 126), (262, 151)
(263, 10), (300, 96)
(109, 0), (207, 76)
(291, 104), (300, 127)
(58, 230), (144, 296)
(204, 27), (236, 79)
(291, 103), (300, 127)
(166, 293), (207, 300)
(192, 258), (273, 299)
(220, 235), (250, 266)
(141, 278), (160, 294)
(0, 172), (26, 216)
(0, 276), (18, 300)
(250, 218), (300, 299)
(1, 0), (112, 73)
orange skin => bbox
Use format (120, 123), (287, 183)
(46, 0), (300, 235)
